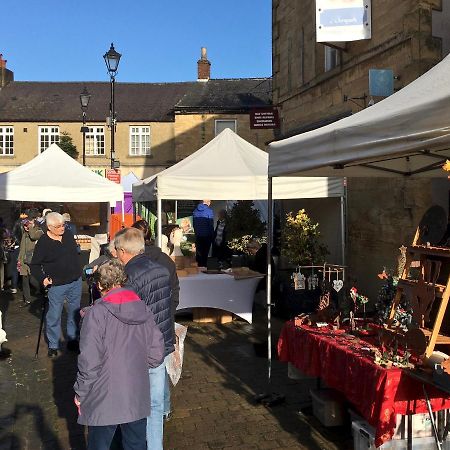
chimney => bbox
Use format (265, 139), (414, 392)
(197, 47), (211, 82)
(0, 55), (14, 88)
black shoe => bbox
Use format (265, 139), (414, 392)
(67, 340), (80, 353)
(47, 348), (58, 358)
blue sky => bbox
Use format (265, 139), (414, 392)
(4, 1), (272, 83)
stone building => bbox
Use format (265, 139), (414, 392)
(272, 0), (449, 297)
(0, 50), (273, 179)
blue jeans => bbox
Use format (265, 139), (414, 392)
(164, 370), (171, 417)
(88, 418), (147, 450)
(46, 278), (82, 349)
(147, 361), (166, 450)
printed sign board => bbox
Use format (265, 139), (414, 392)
(250, 108), (280, 129)
(316, 0), (371, 42)
(106, 169), (121, 184)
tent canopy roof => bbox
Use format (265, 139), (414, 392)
(0, 144), (123, 203)
(133, 128), (343, 201)
(268, 55), (450, 178)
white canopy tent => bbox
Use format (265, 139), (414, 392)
(264, 56), (450, 385)
(133, 128), (343, 201)
(132, 128), (345, 249)
(0, 143), (123, 203)
(268, 54), (450, 179)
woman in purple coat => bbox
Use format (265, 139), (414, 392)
(74, 259), (164, 450)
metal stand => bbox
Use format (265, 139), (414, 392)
(34, 290), (48, 359)
(423, 384), (443, 450)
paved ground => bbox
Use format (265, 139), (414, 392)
(0, 287), (353, 450)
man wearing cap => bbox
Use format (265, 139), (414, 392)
(30, 212), (82, 357)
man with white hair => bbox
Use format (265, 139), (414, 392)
(30, 212), (82, 357)
(114, 227), (172, 450)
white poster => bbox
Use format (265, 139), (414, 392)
(316, 0), (371, 42)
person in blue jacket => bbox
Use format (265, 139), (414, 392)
(192, 200), (214, 267)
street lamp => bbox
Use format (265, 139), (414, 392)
(103, 43), (121, 169)
(79, 86), (91, 166)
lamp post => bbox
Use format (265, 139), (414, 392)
(103, 43), (121, 169)
(79, 87), (91, 166)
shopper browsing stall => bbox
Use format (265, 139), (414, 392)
(74, 259), (164, 450)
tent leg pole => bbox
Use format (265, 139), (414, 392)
(340, 195), (345, 266)
(157, 196), (162, 248)
(253, 177), (285, 407)
(267, 176), (273, 386)
(175, 200), (178, 221)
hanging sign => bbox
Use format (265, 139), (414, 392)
(250, 108), (280, 129)
(106, 169), (121, 184)
(316, 0), (371, 42)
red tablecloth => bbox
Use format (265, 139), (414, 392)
(278, 321), (450, 447)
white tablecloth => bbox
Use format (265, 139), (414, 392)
(177, 273), (263, 324)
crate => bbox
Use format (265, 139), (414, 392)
(310, 388), (345, 427)
(288, 363), (317, 381)
(193, 308), (233, 324)
(352, 419), (441, 449)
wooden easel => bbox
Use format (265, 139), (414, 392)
(387, 229), (450, 358)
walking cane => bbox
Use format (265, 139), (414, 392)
(34, 288), (48, 359)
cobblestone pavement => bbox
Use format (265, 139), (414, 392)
(0, 288), (353, 450)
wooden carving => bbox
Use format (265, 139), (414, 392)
(405, 328), (427, 357)
(410, 260), (441, 327)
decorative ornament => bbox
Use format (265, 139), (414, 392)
(292, 270), (306, 290)
(333, 279), (344, 292)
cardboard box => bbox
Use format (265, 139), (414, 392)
(310, 389), (345, 427)
(193, 308), (233, 324)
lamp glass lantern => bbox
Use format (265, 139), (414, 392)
(79, 87), (91, 111)
(103, 43), (122, 75)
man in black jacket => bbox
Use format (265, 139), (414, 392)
(114, 227), (172, 450)
(30, 212), (82, 357)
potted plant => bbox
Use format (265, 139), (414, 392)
(225, 201), (266, 262)
(281, 209), (328, 266)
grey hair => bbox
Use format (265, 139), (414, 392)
(114, 228), (145, 256)
(46, 212), (64, 226)
(107, 239), (116, 253)
(95, 259), (127, 291)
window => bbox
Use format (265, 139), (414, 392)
(85, 127), (105, 156)
(0, 127), (14, 155)
(215, 120), (236, 136)
(39, 126), (59, 152)
(324, 46), (339, 72)
(129, 126), (151, 156)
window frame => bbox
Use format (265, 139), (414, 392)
(0, 126), (14, 156)
(324, 45), (340, 72)
(129, 126), (151, 156)
(85, 126), (106, 156)
(38, 126), (60, 153)
(214, 119), (237, 136)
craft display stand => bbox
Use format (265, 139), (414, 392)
(387, 230), (450, 359)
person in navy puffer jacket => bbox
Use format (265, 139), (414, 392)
(192, 200), (214, 267)
(114, 227), (172, 450)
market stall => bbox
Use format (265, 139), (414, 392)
(278, 322), (450, 447)
(267, 55), (450, 449)
(0, 143), (123, 258)
(133, 127), (344, 247)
